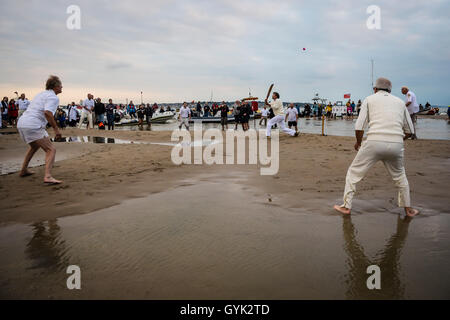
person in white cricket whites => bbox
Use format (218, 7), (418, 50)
(334, 77), (419, 217)
(78, 93), (95, 129)
(401, 86), (419, 140)
(16, 75), (63, 184)
(178, 102), (191, 130)
(16, 93), (30, 118)
(265, 92), (298, 138)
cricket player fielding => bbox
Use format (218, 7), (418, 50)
(334, 77), (420, 217)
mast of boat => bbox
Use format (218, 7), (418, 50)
(210, 90), (213, 103)
(371, 59), (374, 89)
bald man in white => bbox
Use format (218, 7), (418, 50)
(334, 77), (419, 217)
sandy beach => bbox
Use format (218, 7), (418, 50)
(0, 126), (449, 299)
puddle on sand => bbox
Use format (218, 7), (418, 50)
(0, 172), (449, 299)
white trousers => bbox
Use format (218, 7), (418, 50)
(342, 140), (410, 209)
(78, 111), (93, 129)
(178, 118), (189, 130)
(266, 115), (296, 137)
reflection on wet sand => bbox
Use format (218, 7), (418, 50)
(343, 215), (411, 299)
(25, 220), (69, 272)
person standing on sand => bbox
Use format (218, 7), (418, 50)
(68, 102), (78, 127)
(240, 102), (250, 131)
(220, 101), (229, 131)
(326, 102), (332, 119)
(285, 103), (299, 133)
(105, 99), (116, 130)
(1, 97), (9, 127)
(16, 93), (30, 118)
(94, 98), (105, 124)
(8, 99), (18, 127)
(356, 100), (362, 115)
(127, 101), (137, 119)
(265, 92), (298, 138)
(401, 86), (419, 140)
(178, 102), (191, 130)
(137, 104), (145, 128)
(16, 75), (63, 184)
(78, 93), (94, 129)
(233, 101), (241, 130)
(334, 77), (419, 217)
(145, 103), (153, 129)
(259, 105), (269, 127)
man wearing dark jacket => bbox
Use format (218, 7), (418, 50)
(94, 98), (106, 124)
(145, 103), (154, 128)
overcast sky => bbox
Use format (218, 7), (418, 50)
(0, 0), (449, 105)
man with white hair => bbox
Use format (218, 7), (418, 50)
(78, 93), (95, 129)
(334, 77), (419, 217)
(17, 75), (63, 184)
(401, 86), (419, 140)
(16, 93), (30, 118)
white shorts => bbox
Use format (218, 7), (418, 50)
(179, 118), (189, 128)
(18, 127), (49, 144)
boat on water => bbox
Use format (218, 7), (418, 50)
(114, 111), (176, 126)
(417, 107), (440, 115)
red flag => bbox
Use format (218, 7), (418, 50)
(344, 94), (351, 99)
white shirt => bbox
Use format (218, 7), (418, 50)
(179, 106), (191, 118)
(405, 90), (419, 114)
(16, 98), (30, 111)
(270, 99), (283, 116)
(355, 91), (414, 143)
(17, 90), (59, 129)
(261, 108), (269, 117)
(69, 106), (78, 121)
(82, 98), (95, 113)
(286, 108), (298, 121)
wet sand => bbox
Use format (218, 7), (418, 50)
(0, 127), (449, 299)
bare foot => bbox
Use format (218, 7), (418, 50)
(405, 207), (419, 217)
(43, 177), (63, 185)
(19, 170), (34, 177)
(334, 205), (351, 215)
